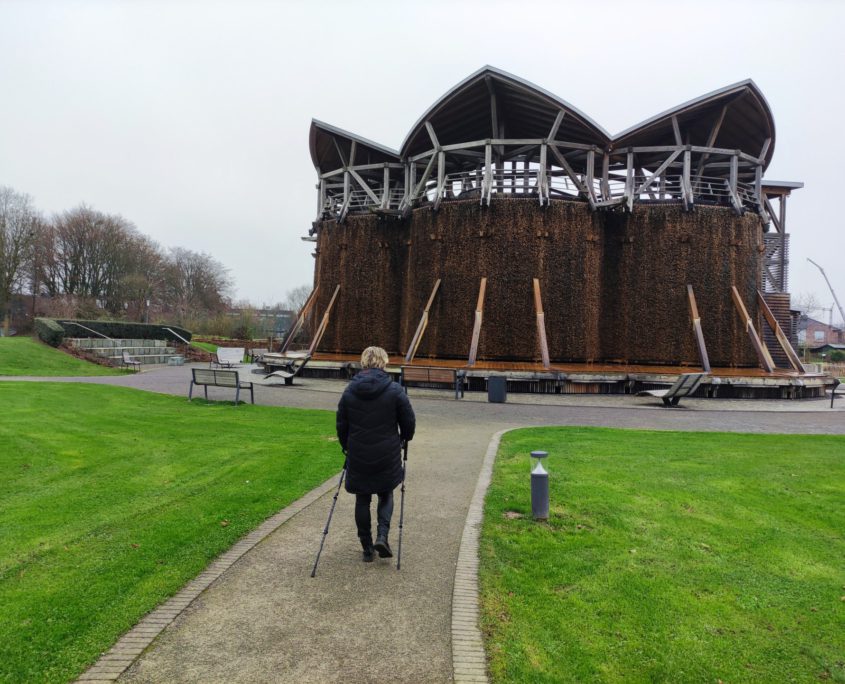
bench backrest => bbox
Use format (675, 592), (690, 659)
(193, 368), (240, 387)
(122, 351), (136, 362)
(402, 366), (456, 384)
(667, 372), (706, 397)
(216, 347), (245, 363)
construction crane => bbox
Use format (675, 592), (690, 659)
(807, 258), (845, 330)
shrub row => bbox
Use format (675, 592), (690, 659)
(34, 318), (65, 347)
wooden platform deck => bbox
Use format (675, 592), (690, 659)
(297, 352), (834, 399)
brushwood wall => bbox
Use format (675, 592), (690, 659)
(312, 199), (761, 367)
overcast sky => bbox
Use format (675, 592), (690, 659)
(1, 0), (843, 324)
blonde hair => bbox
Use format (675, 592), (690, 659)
(360, 346), (389, 370)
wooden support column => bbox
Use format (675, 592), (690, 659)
(686, 285), (711, 372)
(483, 143), (492, 206)
(308, 285), (340, 356)
(625, 151), (634, 211)
(731, 286), (775, 372)
(404, 279), (441, 363)
(728, 153), (742, 214)
(538, 144), (548, 205)
(682, 148), (692, 210)
(467, 277), (487, 367)
(280, 287), (319, 353)
(433, 150), (446, 211)
(533, 279), (550, 369)
(754, 165), (766, 220)
(318, 177), (326, 218)
(586, 149), (596, 206)
(601, 152), (610, 201)
(757, 290), (805, 373)
(381, 165), (390, 209)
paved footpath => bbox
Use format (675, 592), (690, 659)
(4, 368), (843, 683)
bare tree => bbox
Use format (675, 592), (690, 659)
(283, 284), (313, 313)
(0, 186), (39, 328)
(793, 291), (824, 319)
(161, 247), (232, 323)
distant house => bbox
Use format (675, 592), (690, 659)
(796, 317), (844, 346)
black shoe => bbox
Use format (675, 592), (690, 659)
(362, 546), (374, 563)
(373, 536), (392, 558)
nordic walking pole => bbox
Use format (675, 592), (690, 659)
(396, 440), (408, 571)
(310, 454), (347, 578)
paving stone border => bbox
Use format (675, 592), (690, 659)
(74, 473), (341, 683)
(451, 428), (511, 684)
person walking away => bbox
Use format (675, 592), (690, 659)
(336, 346), (415, 562)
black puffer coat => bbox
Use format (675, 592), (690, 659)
(336, 368), (416, 494)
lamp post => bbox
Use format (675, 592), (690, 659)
(530, 450), (549, 520)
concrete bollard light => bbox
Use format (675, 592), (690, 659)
(530, 450), (549, 520)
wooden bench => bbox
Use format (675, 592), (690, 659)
(831, 378), (844, 408)
(211, 347), (245, 368)
(636, 372), (707, 407)
(400, 366), (465, 400)
(121, 350), (141, 372)
(188, 368), (254, 405)
(263, 353), (311, 386)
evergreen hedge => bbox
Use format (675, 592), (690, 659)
(34, 319), (192, 347)
(34, 318), (65, 347)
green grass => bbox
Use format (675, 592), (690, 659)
(190, 341), (218, 353)
(0, 383), (342, 683)
(480, 427), (845, 683)
(0, 337), (124, 376)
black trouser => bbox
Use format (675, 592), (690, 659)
(355, 491), (394, 547)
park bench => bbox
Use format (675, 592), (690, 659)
(636, 372), (707, 407)
(400, 366), (466, 400)
(831, 378), (844, 408)
(121, 350), (141, 372)
(211, 347), (245, 368)
(188, 368), (254, 405)
(263, 353), (312, 386)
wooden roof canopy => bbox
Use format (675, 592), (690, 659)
(309, 66), (776, 173)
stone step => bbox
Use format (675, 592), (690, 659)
(68, 338), (173, 349)
(89, 346), (179, 357)
(66, 338), (183, 365)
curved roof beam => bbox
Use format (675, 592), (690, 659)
(399, 65), (611, 158)
(309, 119), (400, 173)
(612, 79), (776, 169)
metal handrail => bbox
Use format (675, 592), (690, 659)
(64, 321), (111, 340)
(163, 327), (191, 345)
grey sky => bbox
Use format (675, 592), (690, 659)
(1, 0), (843, 324)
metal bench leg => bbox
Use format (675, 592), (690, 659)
(188, 381), (194, 401)
(249, 385), (254, 404)
(235, 386), (240, 405)
(204, 386), (208, 401)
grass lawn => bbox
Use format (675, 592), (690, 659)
(190, 341), (218, 354)
(480, 427), (845, 683)
(0, 337), (123, 376)
(0, 382), (341, 684)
